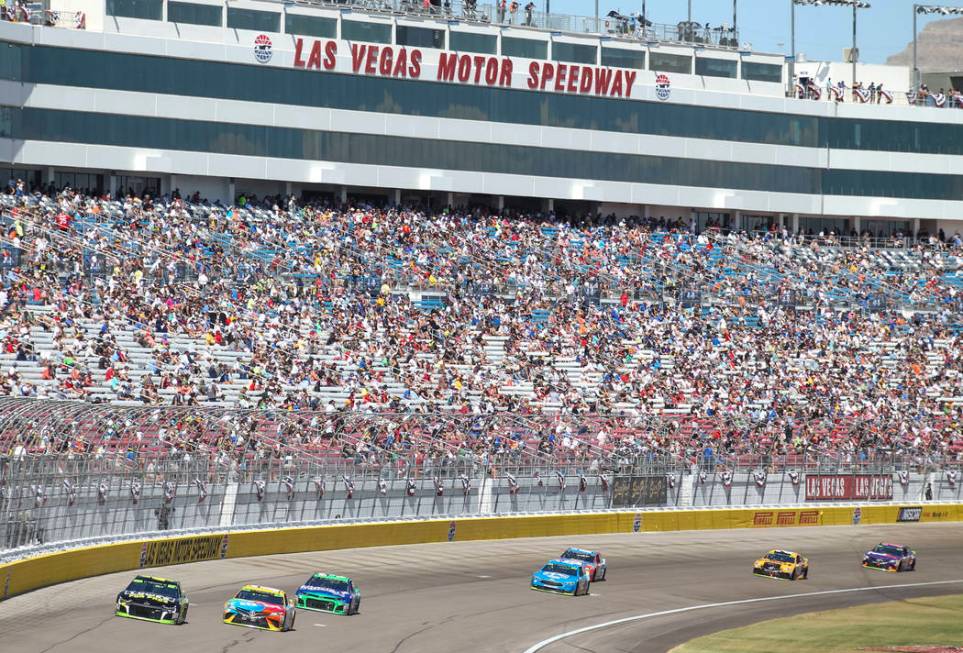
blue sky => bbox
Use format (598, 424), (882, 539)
(545, 0), (947, 63)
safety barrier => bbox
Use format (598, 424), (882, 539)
(2, 502), (961, 602)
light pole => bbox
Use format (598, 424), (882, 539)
(791, 1), (870, 92)
(913, 5), (963, 89)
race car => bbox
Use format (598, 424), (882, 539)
(863, 543), (917, 572)
(223, 585), (296, 631)
(115, 575), (189, 625)
(295, 573), (361, 615)
(559, 548), (607, 581)
(530, 560), (591, 596)
(753, 550), (809, 580)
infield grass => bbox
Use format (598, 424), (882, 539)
(670, 593), (963, 653)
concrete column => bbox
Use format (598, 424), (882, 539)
(160, 174), (172, 198)
(791, 213), (800, 234)
(285, 181), (293, 197)
(393, 189), (402, 206)
(732, 210), (742, 232)
(777, 213), (785, 229)
(446, 192), (454, 208)
(108, 175), (118, 198)
(913, 218), (920, 239)
(228, 179), (236, 205)
(497, 195), (505, 211)
(43, 167), (55, 186)
(642, 204), (650, 220)
(852, 216), (861, 237)
(541, 198), (554, 214)
(339, 186), (348, 204)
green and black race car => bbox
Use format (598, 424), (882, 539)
(115, 575), (189, 625)
(295, 573), (361, 615)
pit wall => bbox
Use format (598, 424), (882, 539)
(3, 503), (961, 602)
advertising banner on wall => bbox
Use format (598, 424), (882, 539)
(804, 474), (894, 501)
(611, 476), (669, 507)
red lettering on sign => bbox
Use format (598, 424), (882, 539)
(456, 55), (470, 82)
(624, 70), (637, 97)
(798, 510), (819, 524)
(540, 63), (555, 90)
(527, 61), (539, 89)
(610, 70), (624, 97)
(323, 40), (337, 70)
(306, 40), (322, 70)
(365, 46), (379, 74)
(378, 47), (393, 75)
(293, 38), (306, 68)
(472, 55), (485, 84)
(594, 68), (612, 95)
(351, 44), (366, 73)
(409, 49), (422, 77)
(392, 47), (408, 77)
(438, 52), (456, 82)
(555, 63), (567, 92)
(485, 57), (498, 86)
(777, 512), (796, 526)
(753, 512), (773, 526)
(500, 58), (513, 86)
(566, 65), (579, 93)
(579, 67), (593, 93)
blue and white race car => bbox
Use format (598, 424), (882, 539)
(530, 560), (591, 596)
(559, 548), (607, 581)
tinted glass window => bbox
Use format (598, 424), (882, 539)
(696, 57), (737, 79)
(396, 25), (445, 49)
(742, 62), (781, 83)
(0, 42), (21, 81)
(342, 20), (391, 44)
(106, 0), (162, 20)
(601, 47), (645, 70)
(553, 42), (597, 65)
(450, 31), (496, 54)
(650, 52), (691, 74)
(284, 14), (336, 38)
(14, 106), (962, 201)
(0, 107), (11, 138)
(227, 8), (279, 32)
(502, 37), (547, 59)
(167, 2), (221, 26)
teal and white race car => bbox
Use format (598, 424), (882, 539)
(295, 573), (361, 615)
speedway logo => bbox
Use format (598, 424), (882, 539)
(655, 73), (671, 101)
(254, 34), (273, 64)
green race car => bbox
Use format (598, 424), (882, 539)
(115, 575), (189, 624)
(295, 573), (361, 615)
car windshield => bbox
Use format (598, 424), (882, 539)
(562, 550), (594, 562)
(235, 589), (284, 605)
(306, 576), (350, 592)
(541, 564), (579, 576)
(126, 577), (179, 598)
(766, 552), (795, 563)
(873, 545), (904, 557)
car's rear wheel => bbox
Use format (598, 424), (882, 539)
(911, 559), (917, 571)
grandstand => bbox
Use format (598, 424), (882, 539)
(0, 0), (961, 528)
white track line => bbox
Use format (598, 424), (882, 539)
(521, 579), (963, 653)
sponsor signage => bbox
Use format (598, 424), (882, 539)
(139, 534), (229, 568)
(897, 507), (922, 522)
(804, 474), (893, 501)
(290, 38), (640, 99)
(753, 510), (820, 527)
(611, 476), (668, 507)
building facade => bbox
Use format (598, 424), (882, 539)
(1, 0), (962, 237)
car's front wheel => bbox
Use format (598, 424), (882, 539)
(177, 605), (188, 625)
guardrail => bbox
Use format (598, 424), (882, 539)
(2, 502), (961, 601)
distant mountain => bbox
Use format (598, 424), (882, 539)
(887, 16), (963, 72)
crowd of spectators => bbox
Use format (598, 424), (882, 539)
(0, 182), (960, 467)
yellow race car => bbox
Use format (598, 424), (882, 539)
(753, 550), (809, 580)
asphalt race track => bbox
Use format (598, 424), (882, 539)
(3, 522), (962, 653)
